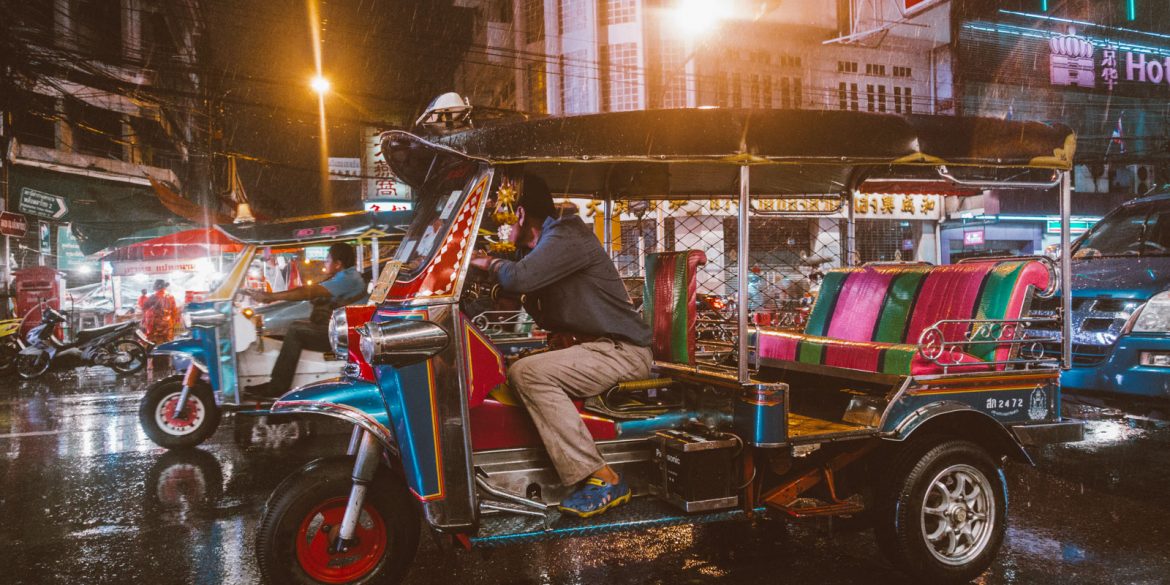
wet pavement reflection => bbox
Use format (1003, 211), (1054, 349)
(2, 367), (1168, 584)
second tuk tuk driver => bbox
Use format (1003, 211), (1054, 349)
(243, 242), (366, 398)
(471, 176), (652, 518)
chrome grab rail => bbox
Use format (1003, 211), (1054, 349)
(916, 317), (1060, 373)
(471, 310), (536, 337)
(955, 255), (1059, 298)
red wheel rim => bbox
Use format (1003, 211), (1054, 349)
(295, 496), (387, 584)
(162, 396), (201, 428)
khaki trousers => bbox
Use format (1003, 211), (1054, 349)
(508, 339), (653, 485)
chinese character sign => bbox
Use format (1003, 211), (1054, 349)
(1049, 32), (1095, 89)
(363, 127), (412, 202)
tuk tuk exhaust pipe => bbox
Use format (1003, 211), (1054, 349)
(333, 429), (383, 552)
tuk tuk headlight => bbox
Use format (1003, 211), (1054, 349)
(1129, 291), (1170, 334)
(328, 307), (349, 355)
(358, 319), (449, 367)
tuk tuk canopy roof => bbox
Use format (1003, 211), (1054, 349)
(384, 109), (1075, 197)
(215, 210), (412, 246)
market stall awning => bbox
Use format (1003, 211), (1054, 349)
(101, 228), (243, 276)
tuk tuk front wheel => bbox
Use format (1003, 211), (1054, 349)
(139, 376), (221, 449)
(257, 457), (420, 585)
(874, 439), (1006, 584)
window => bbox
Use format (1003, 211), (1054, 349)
(904, 87), (913, 114)
(850, 82), (859, 111)
(780, 77), (790, 108)
(794, 78), (802, 109)
(604, 0), (636, 25)
(877, 85), (886, 112)
(67, 99), (124, 159)
(11, 91), (57, 149)
(74, 0), (121, 59)
(488, 0), (512, 22)
(893, 65), (912, 78)
(559, 0), (585, 35)
(561, 50), (589, 114)
(865, 63), (887, 76)
(732, 73), (743, 108)
(601, 43), (639, 112)
(527, 61), (547, 114)
(894, 86), (902, 113)
(750, 74), (761, 108)
(866, 84), (875, 112)
(839, 82), (848, 110)
(763, 75), (773, 108)
(837, 60), (858, 73)
(717, 73), (729, 107)
(525, 0), (544, 43)
(658, 39), (686, 109)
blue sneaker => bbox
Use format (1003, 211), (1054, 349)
(558, 477), (631, 518)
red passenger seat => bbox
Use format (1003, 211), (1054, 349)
(756, 259), (1051, 376)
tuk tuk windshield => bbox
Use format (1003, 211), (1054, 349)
(392, 159), (479, 278)
(1074, 200), (1170, 258)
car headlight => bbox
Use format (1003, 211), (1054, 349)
(328, 307), (349, 355)
(1129, 291), (1170, 333)
(357, 318), (449, 367)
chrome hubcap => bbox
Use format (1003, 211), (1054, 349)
(920, 463), (995, 566)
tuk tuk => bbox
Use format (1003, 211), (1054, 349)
(252, 109), (1083, 584)
(138, 210), (409, 449)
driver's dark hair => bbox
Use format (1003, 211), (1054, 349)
(519, 174), (557, 224)
(328, 242), (357, 268)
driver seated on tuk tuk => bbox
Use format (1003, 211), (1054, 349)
(242, 242), (366, 398)
(470, 175), (652, 518)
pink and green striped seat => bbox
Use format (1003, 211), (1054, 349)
(643, 251), (707, 365)
(757, 259), (1052, 376)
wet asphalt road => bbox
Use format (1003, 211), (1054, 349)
(1, 366), (1169, 585)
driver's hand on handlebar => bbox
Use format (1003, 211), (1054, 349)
(470, 250), (495, 272)
(244, 289), (273, 303)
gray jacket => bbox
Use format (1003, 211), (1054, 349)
(494, 216), (652, 347)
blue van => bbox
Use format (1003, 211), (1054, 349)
(1042, 191), (1170, 402)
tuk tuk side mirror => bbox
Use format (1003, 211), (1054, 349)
(358, 318), (449, 367)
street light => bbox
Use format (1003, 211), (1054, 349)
(671, 0), (732, 37)
(310, 75), (331, 95)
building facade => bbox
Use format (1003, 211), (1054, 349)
(2, 0), (203, 286)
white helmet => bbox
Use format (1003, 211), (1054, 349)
(414, 92), (473, 132)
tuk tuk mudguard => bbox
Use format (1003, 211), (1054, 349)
(153, 336), (218, 387)
(880, 372), (1068, 464)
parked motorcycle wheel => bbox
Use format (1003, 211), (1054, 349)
(110, 340), (147, 374)
(257, 457), (420, 585)
(873, 439), (1006, 584)
(139, 376), (221, 449)
(0, 340), (20, 376)
(16, 351), (51, 380)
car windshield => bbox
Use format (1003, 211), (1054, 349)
(392, 159), (478, 277)
(1075, 201), (1170, 258)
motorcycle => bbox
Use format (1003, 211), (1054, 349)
(17, 307), (150, 379)
(0, 318), (23, 375)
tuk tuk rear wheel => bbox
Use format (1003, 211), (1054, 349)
(874, 439), (1006, 584)
(139, 376), (221, 449)
(257, 457), (420, 585)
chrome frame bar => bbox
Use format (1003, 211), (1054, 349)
(937, 165), (1062, 189)
(737, 165), (751, 384)
(1059, 171), (1072, 370)
(915, 317), (1062, 372)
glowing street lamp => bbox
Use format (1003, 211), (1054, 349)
(310, 75), (331, 95)
(671, 0), (732, 37)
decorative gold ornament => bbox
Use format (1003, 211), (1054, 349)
(489, 177), (521, 254)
